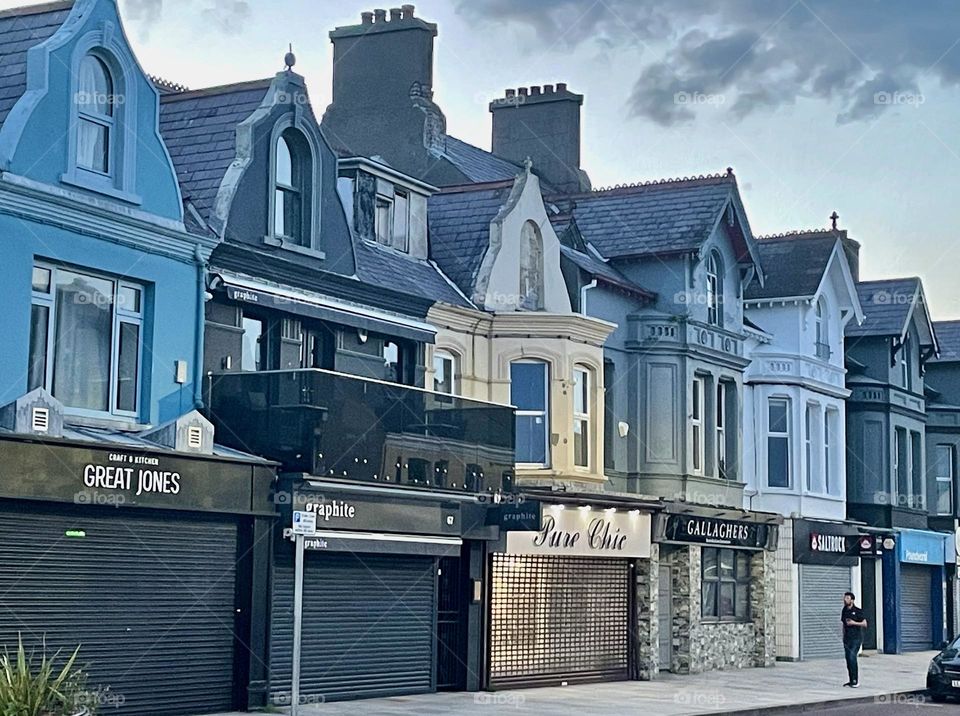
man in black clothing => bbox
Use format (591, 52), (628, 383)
(841, 591), (868, 687)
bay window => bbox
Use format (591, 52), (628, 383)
(716, 381), (726, 478)
(935, 445), (955, 516)
(29, 263), (143, 417)
(767, 397), (790, 488)
(573, 366), (590, 468)
(512, 360), (549, 466)
(692, 376), (704, 474)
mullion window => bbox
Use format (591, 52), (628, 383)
(701, 547), (751, 621)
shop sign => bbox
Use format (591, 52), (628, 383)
(855, 534), (886, 558)
(294, 491), (460, 537)
(292, 510), (317, 536)
(506, 507), (651, 558)
(898, 528), (947, 565)
(661, 514), (770, 550)
(792, 519), (860, 566)
(487, 500), (542, 532)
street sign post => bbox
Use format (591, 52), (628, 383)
(290, 510), (315, 716)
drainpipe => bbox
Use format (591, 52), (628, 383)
(580, 279), (598, 315)
(193, 244), (207, 409)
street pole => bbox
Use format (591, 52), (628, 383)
(292, 532), (304, 716)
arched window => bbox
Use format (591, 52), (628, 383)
(706, 252), (723, 326)
(76, 55), (114, 174)
(519, 221), (544, 310)
(814, 297), (829, 359)
(274, 129), (310, 246)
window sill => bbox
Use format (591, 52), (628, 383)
(263, 235), (325, 260)
(60, 171), (143, 206)
(701, 618), (753, 625)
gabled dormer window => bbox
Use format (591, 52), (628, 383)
(706, 252), (723, 327)
(76, 55), (115, 175)
(814, 297), (830, 360)
(274, 130), (310, 246)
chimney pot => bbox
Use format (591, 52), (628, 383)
(374, 8), (387, 22)
(531, 86), (542, 96)
(518, 87), (529, 96)
(390, 7), (402, 20)
(505, 89), (516, 98)
(361, 11), (373, 23)
(544, 84), (554, 94)
(401, 4), (415, 18)
(557, 82), (568, 92)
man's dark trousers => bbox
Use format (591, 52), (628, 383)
(843, 636), (861, 684)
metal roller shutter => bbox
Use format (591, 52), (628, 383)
(270, 551), (437, 703)
(901, 564), (933, 651)
(0, 507), (238, 716)
(799, 565), (851, 659)
(489, 555), (630, 687)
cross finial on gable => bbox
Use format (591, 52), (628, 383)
(523, 156), (534, 173)
(830, 211), (840, 230)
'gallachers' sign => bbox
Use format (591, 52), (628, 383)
(506, 507), (651, 558)
(661, 514), (771, 550)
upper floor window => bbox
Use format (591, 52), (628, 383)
(814, 298), (831, 360)
(691, 376), (705, 474)
(29, 263), (143, 417)
(273, 130), (312, 246)
(706, 252), (723, 327)
(519, 221), (544, 310)
(573, 366), (591, 468)
(374, 188), (410, 252)
(899, 334), (914, 392)
(825, 408), (838, 494)
(76, 55), (115, 175)
(512, 360), (549, 466)
(716, 381), (727, 479)
(934, 445), (955, 516)
(767, 397), (790, 488)
(433, 349), (458, 395)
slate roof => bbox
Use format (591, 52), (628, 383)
(846, 278), (923, 338)
(744, 231), (839, 300)
(158, 78), (272, 222)
(559, 244), (654, 299)
(0, 2), (73, 131)
(931, 320), (960, 362)
(353, 240), (472, 308)
(443, 136), (522, 184)
(548, 174), (738, 259)
(428, 181), (514, 297)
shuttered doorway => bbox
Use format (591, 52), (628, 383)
(270, 551), (438, 703)
(0, 506), (239, 716)
(901, 564), (934, 651)
(489, 555), (630, 688)
(799, 564), (851, 659)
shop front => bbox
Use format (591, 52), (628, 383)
(790, 519), (861, 660)
(654, 508), (780, 674)
(884, 528), (949, 652)
(269, 477), (493, 705)
(487, 499), (655, 688)
(0, 431), (275, 716)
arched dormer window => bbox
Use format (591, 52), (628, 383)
(815, 297), (830, 359)
(273, 129), (311, 247)
(519, 220), (544, 310)
(76, 55), (115, 175)
(706, 251), (723, 326)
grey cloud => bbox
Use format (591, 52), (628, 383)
(458, 0), (960, 125)
(122, 0), (163, 38)
(201, 0), (251, 36)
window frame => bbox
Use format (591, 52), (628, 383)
(29, 262), (144, 420)
(804, 403), (814, 492)
(692, 376), (705, 474)
(701, 547), (751, 622)
(75, 54), (114, 177)
(432, 349), (459, 395)
(511, 359), (550, 468)
(935, 444), (955, 516)
(716, 381), (727, 479)
(573, 365), (591, 469)
(766, 396), (791, 488)
(706, 252), (723, 327)
(824, 408), (838, 495)
(375, 194), (394, 247)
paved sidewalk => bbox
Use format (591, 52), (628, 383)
(210, 651), (936, 715)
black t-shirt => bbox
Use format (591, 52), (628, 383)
(842, 605), (866, 643)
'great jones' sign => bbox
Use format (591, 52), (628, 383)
(82, 452), (182, 496)
(505, 507), (652, 558)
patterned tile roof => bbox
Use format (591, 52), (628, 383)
(847, 278), (922, 337)
(559, 244), (654, 299)
(443, 136), (521, 184)
(745, 231), (839, 300)
(158, 79), (272, 222)
(0, 2), (73, 131)
(931, 320), (960, 363)
(353, 239), (472, 308)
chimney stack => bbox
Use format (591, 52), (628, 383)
(489, 84), (591, 193)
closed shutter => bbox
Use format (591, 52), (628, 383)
(0, 507), (238, 716)
(270, 551), (437, 703)
(799, 564), (851, 660)
(489, 555), (630, 687)
(901, 564), (933, 651)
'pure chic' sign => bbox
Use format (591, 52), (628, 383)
(505, 506), (651, 558)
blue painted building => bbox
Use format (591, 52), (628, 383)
(0, 2), (274, 713)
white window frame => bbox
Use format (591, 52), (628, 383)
(573, 366), (591, 469)
(706, 252), (722, 327)
(432, 349), (458, 395)
(512, 360), (550, 468)
(75, 54), (115, 177)
(30, 262), (144, 419)
(692, 376), (705, 474)
(767, 396), (791, 488)
(716, 381), (726, 479)
(805, 403), (814, 492)
(935, 444), (955, 516)
(824, 408), (838, 495)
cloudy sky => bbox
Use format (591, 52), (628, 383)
(6, 0), (960, 318)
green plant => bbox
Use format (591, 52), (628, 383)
(0, 636), (96, 716)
